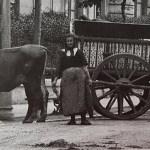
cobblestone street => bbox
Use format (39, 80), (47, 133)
(0, 107), (150, 150)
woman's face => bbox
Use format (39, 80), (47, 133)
(66, 36), (74, 48)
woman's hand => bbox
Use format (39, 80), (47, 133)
(52, 77), (58, 88)
(88, 79), (92, 86)
(52, 79), (58, 95)
(52, 80), (56, 87)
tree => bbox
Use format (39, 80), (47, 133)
(33, 0), (41, 44)
(14, 0), (20, 19)
(121, 0), (126, 22)
(10, 0), (20, 20)
(141, 0), (148, 16)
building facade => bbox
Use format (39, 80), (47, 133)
(18, 0), (150, 20)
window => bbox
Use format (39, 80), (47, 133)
(49, 0), (75, 20)
(49, 0), (65, 13)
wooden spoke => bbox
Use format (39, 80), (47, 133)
(93, 80), (150, 89)
(102, 70), (117, 82)
(93, 85), (110, 90)
(110, 60), (121, 79)
(106, 94), (117, 111)
(123, 57), (128, 78)
(124, 94), (136, 113)
(130, 90), (147, 104)
(97, 88), (117, 101)
(118, 94), (124, 115)
(128, 69), (137, 80)
(92, 80), (116, 87)
(131, 73), (150, 84)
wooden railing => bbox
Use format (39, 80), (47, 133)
(76, 36), (150, 69)
(45, 37), (150, 78)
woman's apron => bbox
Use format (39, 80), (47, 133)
(61, 67), (93, 116)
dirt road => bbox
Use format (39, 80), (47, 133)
(0, 112), (150, 150)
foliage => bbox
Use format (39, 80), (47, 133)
(100, 14), (150, 24)
(11, 14), (34, 46)
(126, 15), (150, 24)
(11, 12), (70, 46)
(41, 12), (69, 44)
(11, 12), (70, 67)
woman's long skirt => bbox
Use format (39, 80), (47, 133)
(61, 67), (91, 116)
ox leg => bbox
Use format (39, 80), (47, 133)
(23, 81), (43, 123)
(37, 78), (49, 122)
(23, 50), (48, 123)
(23, 99), (33, 123)
(23, 83), (34, 123)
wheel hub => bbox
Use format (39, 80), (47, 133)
(116, 78), (131, 92)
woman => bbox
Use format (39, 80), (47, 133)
(52, 33), (92, 125)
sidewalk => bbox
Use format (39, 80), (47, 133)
(11, 101), (101, 122)
(11, 101), (70, 122)
(10, 79), (67, 122)
(7, 79), (100, 122)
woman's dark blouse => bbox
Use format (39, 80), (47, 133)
(56, 49), (88, 78)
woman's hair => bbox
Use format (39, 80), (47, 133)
(65, 33), (75, 39)
(64, 33), (76, 48)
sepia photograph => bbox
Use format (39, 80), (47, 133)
(0, 0), (150, 149)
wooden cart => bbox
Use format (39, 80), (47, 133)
(74, 20), (150, 119)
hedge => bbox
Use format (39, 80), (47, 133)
(11, 12), (70, 67)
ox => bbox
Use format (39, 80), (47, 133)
(0, 44), (49, 123)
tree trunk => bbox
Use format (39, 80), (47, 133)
(76, 0), (83, 19)
(141, 0), (148, 16)
(121, 0), (126, 22)
(33, 0), (41, 44)
(134, 0), (137, 17)
(14, 0), (20, 19)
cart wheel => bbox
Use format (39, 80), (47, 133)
(92, 53), (150, 119)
